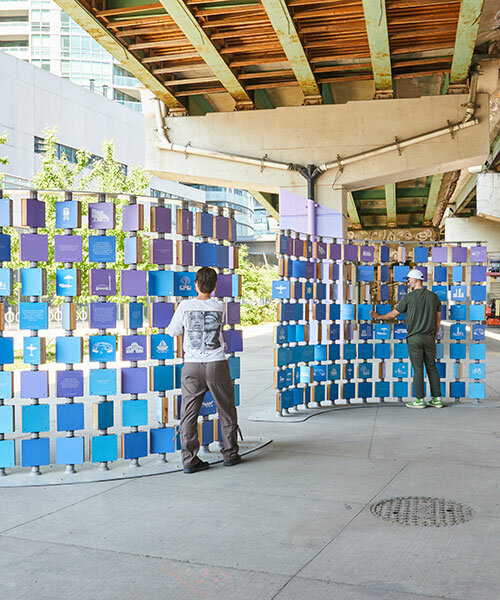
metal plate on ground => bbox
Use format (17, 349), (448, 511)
(0, 437), (271, 487)
(370, 496), (475, 527)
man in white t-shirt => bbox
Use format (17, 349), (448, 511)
(167, 267), (241, 473)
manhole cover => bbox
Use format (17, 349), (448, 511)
(370, 497), (475, 527)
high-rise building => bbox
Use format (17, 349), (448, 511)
(0, 0), (141, 109)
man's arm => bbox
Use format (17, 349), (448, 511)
(165, 304), (184, 337)
(435, 310), (442, 339)
(371, 308), (401, 321)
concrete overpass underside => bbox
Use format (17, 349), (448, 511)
(51, 0), (500, 237)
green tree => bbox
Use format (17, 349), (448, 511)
(236, 245), (278, 325)
(0, 131), (9, 187)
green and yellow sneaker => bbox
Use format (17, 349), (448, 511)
(428, 397), (443, 408)
(406, 398), (426, 409)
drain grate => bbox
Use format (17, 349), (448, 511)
(370, 496), (475, 527)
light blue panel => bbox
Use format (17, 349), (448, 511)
(150, 334), (174, 360)
(19, 302), (48, 330)
(450, 304), (467, 321)
(150, 365), (174, 391)
(55, 200), (80, 228)
(471, 285), (486, 302)
(450, 343), (466, 360)
(375, 323), (391, 339)
(436, 343), (444, 360)
(90, 434), (117, 463)
(0, 439), (15, 468)
(357, 304), (374, 320)
(374, 343), (391, 359)
(272, 280), (290, 299)
(0, 372), (13, 399)
(314, 345), (328, 362)
(21, 268), (44, 296)
(393, 381), (408, 398)
(122, 399), (148, 427)
(375, 381), (390, 398)
(150, 427), (176, 454)
(56, 437), (84, 465)
(234, 383), (240, 407)
(21, 438), (50, 467)
(452, 266), (464, 282)
(23, 336), (43, 365)
(432, 286), (448, 302)
(450, 286), (467, 302)
(357, 265), (374, 282)
(394, 265), (410, 282)
(469, 304), (485, 321)
(469, 363), (485, 379)
(341, 304), (355, 320)
(469, 344), (486, 360)
(295, 324), (307, 343)
(394, 343), (408, 359)
(56, 268), (79, 296)
(392, 362), (408, 378)
(149, 270), (174, 296)
(22, 404), (50, 433)
(0, 405), (14, 433)
(296, 366), (311, 384)
(0, 337), (14, 364)
(89, 369), (116, 396)
(469, 382), (485, 400)
(89, 335), (116, 362)
(452, 362), (462, 379)
(0, 267), (12, 296)
(55, 336), (83, 364)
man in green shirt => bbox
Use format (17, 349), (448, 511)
(371, 269), (443, 409)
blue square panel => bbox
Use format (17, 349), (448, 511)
(358, 363), (372, 379)
(122, 431), (148, 459)
(314, 303), (327, 321)
(375, 381), (391, 398)
(314, 345), (328, 362)
(89, 335), (116, 362)
(469, 363), (485, 379)
(312, 365), (327, 382)
(122, 399), (148, 427)
(432, 286), (448, 302)
(470, 344), (486, 360)
(57, 402), (84, 431)
(469, 305), (485, 321)
(0, 405), (14, 434)
(394, 344), (408, 359)
(359, 324), (373, 340)
(450, 286), (467, 302)
(312, 384), (325, 403)
(379, 265), (390, 283)
(0, 232), (11, 261)
(90, 434), (118, 463)
(56, 268), (80, 297)
(393, 381), (408, 398)
(357, 265), (374, 282)
(327, 383), (339, 402)
(357, 304), (374, 321)
(93, 401), (114, 430)
(272, 280), (290, 299)
(414, 246), (429, 263)
(433, 266), (448, 283)
(344, 363), (355, 380)
(89, 369), (116, 396)
(0, 337), (14, 365)
(450, 343), (466, 360)
(150, 427), (177, 454)
(0, 267), (12, 297)
(452, 266), (464, 282)
(56, 437), (84, 465)
(21, 268), (44, 297)
(374, 343), (391, 359)
(22, 404), (50, 433)
(436, 343), (444, 360)
(450, 304), (467, 321)
(173, 272), (196, 297)
(55, 336), (83, 364)
(450, 381), (466, 399)
(394, 266), (410, 282)
(23, 337), (44, 365)
(329, 303), (341, 320)
(228, 356), (240, 380)
(393, 362), (408, 378)
(19, 302), (48, 330)
(88, 235), (116, 263)
(342, 382), (356, 400)
(329, 324), (340, 341)
(469, 382), (485, 399)
(358, 343), (374, 360)
(55, 200), (81, 229)
(150, 334), (175, 360)
(0, 439), (15, 468)
(327, 364), (341, 381)
(471, 286), (486, 302)
(21, 438), (50, 467)
(394, 324), (407, 340)
(0, 372), (13, 399)
(329, 344), (340, 361)
(341, 304), (355, 320)
(450, 324), (466, 340)
(375, 324), (391, 340)
(343, 344), (356, 360)
(358, 382), (372, 399)
(376, 305), (392, 316)
(150, 365), (174, 392)
(380, 285), (390, 302)
(471, 324), (485, 340)
(149, 270), (174, 297)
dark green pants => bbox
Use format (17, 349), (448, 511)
(407, 334), (441, 399)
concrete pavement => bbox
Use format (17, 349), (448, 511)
(1, 323), (500, 599)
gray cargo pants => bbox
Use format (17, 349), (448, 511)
(180, 360), (239, 468)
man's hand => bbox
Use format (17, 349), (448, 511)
(370, 310), (382, 320)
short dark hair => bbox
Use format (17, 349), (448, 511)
(195, 267), (217, 293)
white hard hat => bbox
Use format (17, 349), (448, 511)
(407, 268), (424, 280)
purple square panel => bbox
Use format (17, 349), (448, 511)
(177, 209), (193, 236)
(343, 244), (358, 262)
(121, 367), (148, 394)
(226, 301), (240, 325)
(471, 265), (487, 282)
(122, 335), (147, 361)
(223, 329), (243, 353)
(56, 370), (84, 398)
(54, 235), (83, 263)
(293, 238), (305, 257)
(122, 204), (143, 232)
(215, 215), (230, 240)
(150, 206), (171, 233)
(150, 239), (173, 265)
(88, 203), (115, 230)
(22, 198), (45, 228)
(452, 246), (468, 263)
(329, 243), (341, 260)
(216, 274), (232, 297)
(150, 302), (175, 328)
(20, 370), (49, 399)
(359, 245), (374, 262)
(177, 240), (193, 266)
(90, 302), (117, 329)
(470, 246), (487, 263)
(431, 246), (448, 263)
(20, 234), (49, 262)
(90, 269), (116, 296)
(121, 270), (147, 296)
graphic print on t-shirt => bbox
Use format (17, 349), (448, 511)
(185, 310), (222, 353)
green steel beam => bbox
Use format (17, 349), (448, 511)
(254, 89), (275, 110)
(250, 190), (279, 221)
(347, 192), (362, 229)
(159, 0), (254, 108)
(361, 0), (393, 92)
(260, 0), (321, 101)
(359, 207), (426, 216)
(353, 187), (429, 199)
(189, 95), (215, 115)
(321, 83), (335, 105)
(50, 0), (186, 111)
(440, 73), (450, 95)
(450, 0), (485, 84)
(423, 173), (445, 223)
(384, 183), (397, 226)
